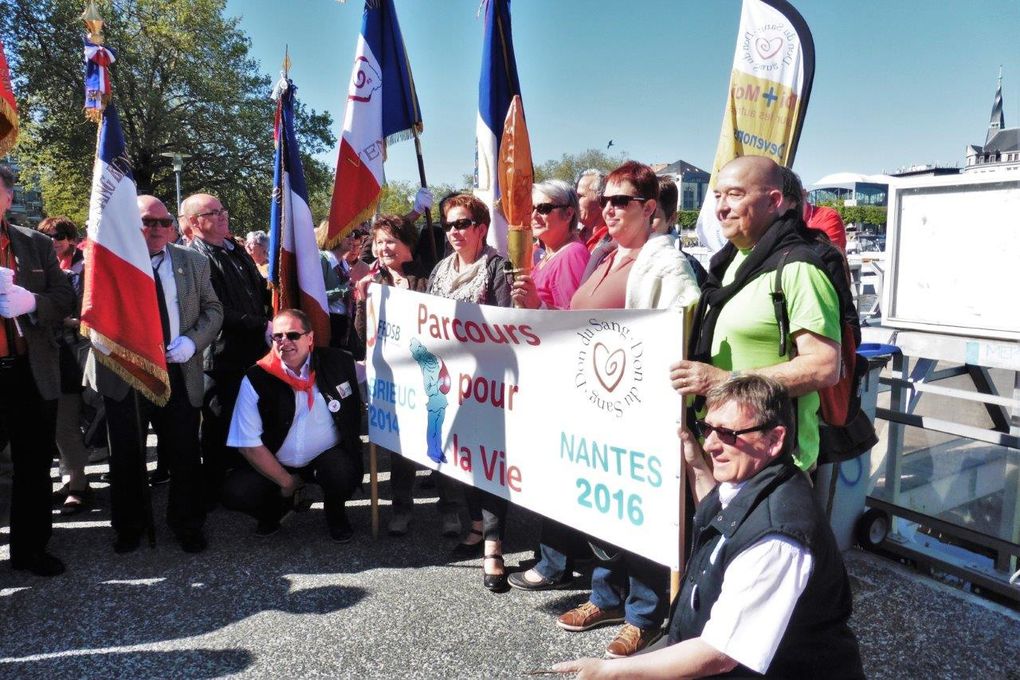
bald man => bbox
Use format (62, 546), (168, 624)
(181, 193), (271, 505)
(671, 156), (842, 472)
(85, 195), (222, 553)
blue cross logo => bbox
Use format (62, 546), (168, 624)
(763, 87), (778, 106)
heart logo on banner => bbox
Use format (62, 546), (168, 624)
(592, 343), (626, 393)
(755, 37), (783, 60)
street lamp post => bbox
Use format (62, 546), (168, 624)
(160, 151), (192, 214)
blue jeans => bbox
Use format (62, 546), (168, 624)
(533, 517), (592, 581)
(589, 548), (669, 630)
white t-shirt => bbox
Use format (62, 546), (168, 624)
(226, 357), (340, 467)
(698, 481), (815, 674)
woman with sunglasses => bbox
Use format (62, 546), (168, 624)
(513, 180), (590, 309)
(427, 193), (512, 592)
(510, 161), (700, 658)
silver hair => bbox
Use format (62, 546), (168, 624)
(533, 179), (580, 231)
(576, 168), (607, 195)
(245, 230), (269, 247)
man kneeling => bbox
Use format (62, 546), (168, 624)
(223, 309), (362, 542)
(556, 375), (864, 679)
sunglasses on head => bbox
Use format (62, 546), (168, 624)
(599, 194), (648, 210)
(694, 419), (775, 445)
(442, 218), (477, 232)
(141, 217), (174, 229)
(532, 202), (566, 215)
(271, 331), (310, 343)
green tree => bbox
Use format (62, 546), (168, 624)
(533, 148), (627, 184)
(1, 0), (334, 233)
(377, 179), (460, 219)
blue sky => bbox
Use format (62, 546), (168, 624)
(225, 0), (1020, 188)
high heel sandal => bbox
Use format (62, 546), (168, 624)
(451, 528), (484, 558)
(483, 554), (509, 593)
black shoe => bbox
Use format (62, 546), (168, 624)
(113, 531), (143, 554)
(177, 530), (208, 554)
(11, 550), (66, 577)
(255, 519), (281, 536)
(148, 468), (171, 486)
(483, 554), (509, 593)
(507, 568), (569, 591)
(451, 528), (484, 558)
(329, 515), (354, 544)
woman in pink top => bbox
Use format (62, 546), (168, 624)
(514, 180), (590, 309)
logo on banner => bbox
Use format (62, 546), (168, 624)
(348, 56), (382, 103)
(742, 24), (797, 74)
(573, 319), (645, 418)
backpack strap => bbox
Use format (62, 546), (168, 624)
(771, 249), (792, 358)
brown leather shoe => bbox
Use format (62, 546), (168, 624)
(556, 601), (625, 632)
(605, 623), (663, 658)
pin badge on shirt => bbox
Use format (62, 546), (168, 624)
(337, 381), (352, 399)
(328, 399), (341, 413)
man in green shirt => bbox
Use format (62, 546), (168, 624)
(671, 156), (841, 470)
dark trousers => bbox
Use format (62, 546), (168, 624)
(328, 313), (352, 353)
(201, 369), (245, 501)
(533, 517), (593, 581)
(0, 359), (57, 561)
(222, 444), (359, 530)
(389, 454), (459, 515)
(105, 364), (205, 537)
(466, 486), (507, 541)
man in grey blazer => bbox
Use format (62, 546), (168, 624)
(85, 195), (223, 554)
(0, 165), (75, 576)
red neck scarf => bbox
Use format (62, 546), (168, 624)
(256, 350), (317, 409)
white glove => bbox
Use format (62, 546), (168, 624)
(0, 267), (13, 294)
(413, 187), (433, 214)
(0, 285), (37, 318)
(165, 335), (196, 363)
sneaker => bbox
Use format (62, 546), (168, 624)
(605, 623), (662, 658)
(440, 511), (461, 538)
(388, 512), (411, 537)
(556, 602), (625, 632)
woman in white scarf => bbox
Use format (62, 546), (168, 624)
(427, 193), (511, 592)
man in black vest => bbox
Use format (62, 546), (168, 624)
(555, 375), (864, 678)
(221, 309), (362, 542)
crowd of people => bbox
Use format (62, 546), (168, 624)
(0, 155), (865, 677)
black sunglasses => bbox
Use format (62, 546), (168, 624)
(271, 331), (310, 343)
(442, 218), (478, 232)
(599, 194), (648, 210)
(532, 203), (566, 215)
(142, 217), (174, 229)
(694, 419), (775, 445)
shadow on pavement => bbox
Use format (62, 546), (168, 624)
(0, 648), (253, 679)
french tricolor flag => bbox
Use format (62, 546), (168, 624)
(475, 0), (523, 257)
(325, 0), (423, 250)
(80, 105), (170, 405)
(268, 76), (331, 346)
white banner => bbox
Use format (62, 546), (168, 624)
(365, 285), (686, 569)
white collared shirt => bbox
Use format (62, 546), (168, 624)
(697, 481), (815, 674)
(151, 248), (180, 341)
(226, 356), (340, 467)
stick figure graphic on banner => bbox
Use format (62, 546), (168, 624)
(410, 338), (449, 463)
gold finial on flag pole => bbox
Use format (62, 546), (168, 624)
(81, 1), (105, 44)
(282, 45), (291, 79)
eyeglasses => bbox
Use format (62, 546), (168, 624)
(142, 217), (174, 229)
(271, 331), (310, 343)
(599, 195), (648, 210)
(532, 203), (566, 215)
(694, 419), (775, 445)
(442, 218), (478, 232)
(191, 208), (228, 219)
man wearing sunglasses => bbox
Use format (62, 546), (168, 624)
(556, 376), (863, 678)
(182, 193), (271, 506)
(85, 195), (223, 554)
(222, 309), (362, 542)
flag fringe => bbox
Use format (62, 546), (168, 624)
(384, 122), (422, 148)
(0, 97), (18, 156)
(81, 323), (171, 406)
(323, 199), (378, 252)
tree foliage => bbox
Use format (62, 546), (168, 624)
(1, 0), (334, 233)
(817, 201), (887, 227)
(533, 148), (627, 184)
(378, 179), (460, 219)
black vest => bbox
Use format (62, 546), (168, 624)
(668, 457), (864, 679)
(246, 348), (363, 480)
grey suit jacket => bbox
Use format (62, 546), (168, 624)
(5, 223), (76, 401)
(85, 243), (223, 407)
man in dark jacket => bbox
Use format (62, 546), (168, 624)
(555, 375), (864, 679)
(221, 309), (362, 542)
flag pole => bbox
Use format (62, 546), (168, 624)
(370, 442), (380, 539)
(411, 127), (438, 265)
